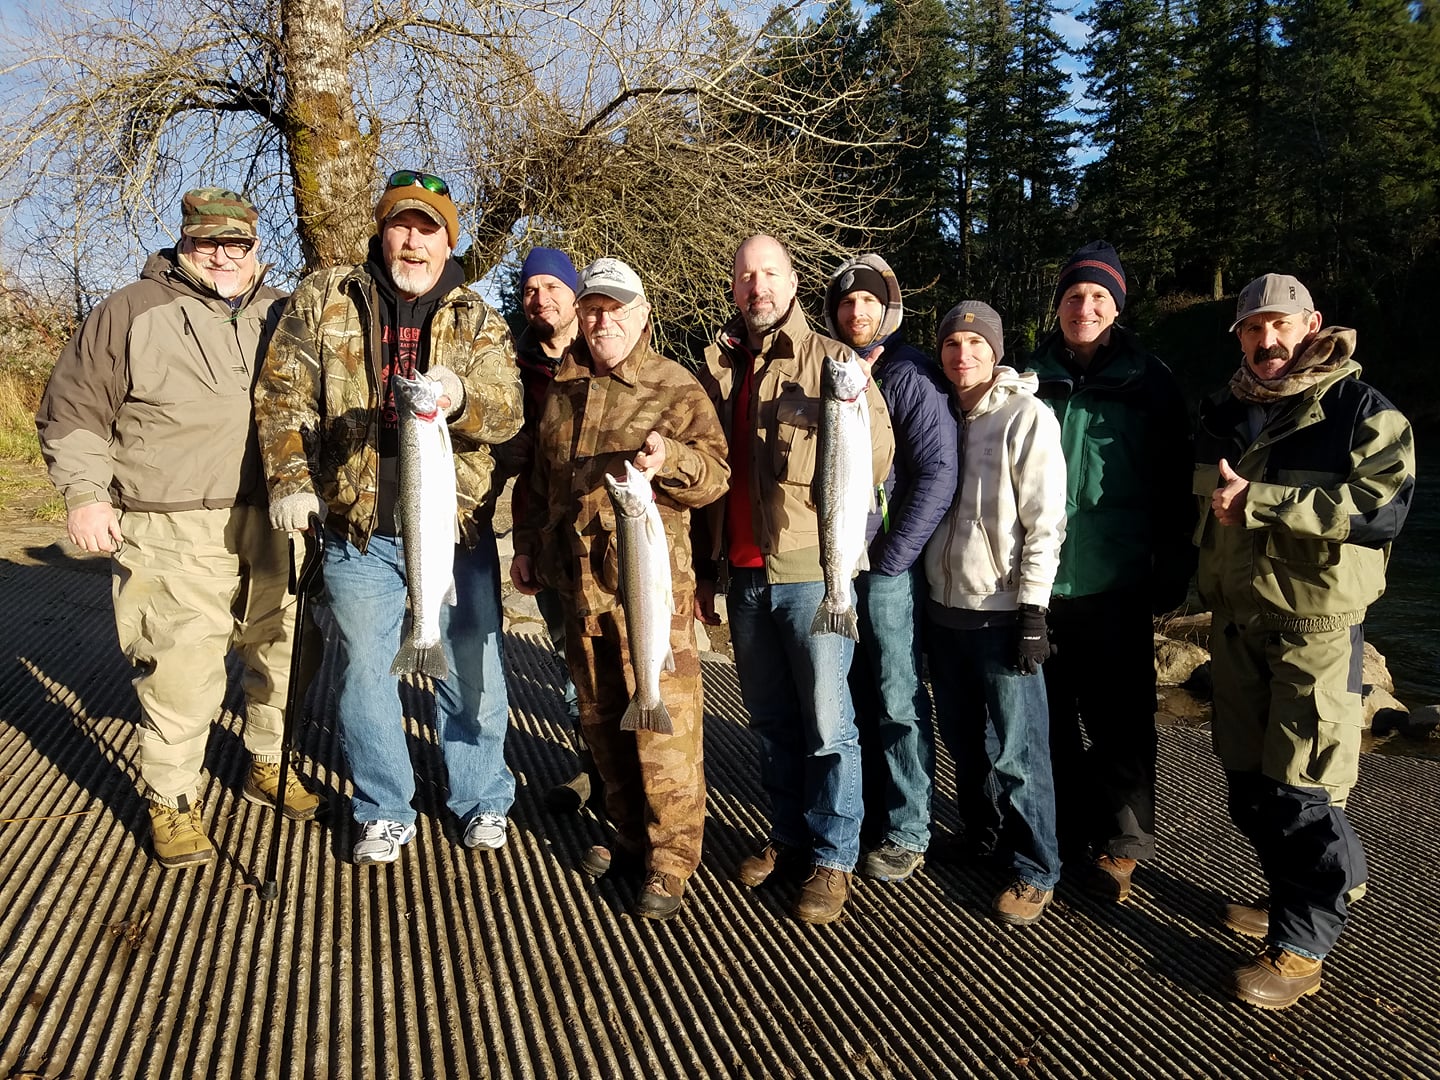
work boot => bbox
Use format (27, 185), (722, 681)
(633, 871), (685, 921)
(859, 840), (925, 883)
(991, 880), (1054, 926)
(544, 769), (593, 814)
(1222, 897), (1269, 939)
(1083, 854), (1138, 903)
(1232, 946), (1323, 1010)
(581, 843), (643, 879)
(148, 798), (215, 869)
(792, 867), (851, 925)
(737, 841), (804, 888)
(243, 759), (324, 821)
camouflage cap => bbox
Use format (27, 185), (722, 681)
(181, 188), (259, 239)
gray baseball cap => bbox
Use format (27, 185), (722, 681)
(1229, 273), (1315, 333)
(577, 257), (646, 305)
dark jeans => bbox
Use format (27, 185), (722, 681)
(1226, 769), (1368, 958)
(928, 621), (1061, 889)
(1044, 589), (1158, 862)
(850, 568), (934, 853)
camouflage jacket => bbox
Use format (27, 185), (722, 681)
(254, 260), (522, 549)
(513, 328), (730, 633)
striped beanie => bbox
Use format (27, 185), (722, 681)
(1054, 240), (1126, 313)
(181, 188), (258, 238)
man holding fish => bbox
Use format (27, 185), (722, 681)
(695, 235), (894, 925)
(511, 258), (728, 921)
(255, 169), (523, 866)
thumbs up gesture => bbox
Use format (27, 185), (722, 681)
(1211, 457), (1250, 526)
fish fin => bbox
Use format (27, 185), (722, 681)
(391, 641), (451, 681)
(444, 578), (457, 606)
(620, 698), (674, 735)
(663, 647), (675, 673)
(810, 605), (860, 641)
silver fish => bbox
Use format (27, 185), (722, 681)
(390, 372), (458, 679)
(603, 459), (675, 734)
(811, 352), (873, 639)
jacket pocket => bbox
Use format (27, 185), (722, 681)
(770, 395), (819, 487)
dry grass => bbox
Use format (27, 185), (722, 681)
(0, 368), (45, 465)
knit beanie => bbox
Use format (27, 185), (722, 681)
(520, 247), (580, 293)
(937, 301), (1005, 363)
(181, 188), (258, 238)
(375, 181), (460, 250)
(1053, 240), (1127, 313)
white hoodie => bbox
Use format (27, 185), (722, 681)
(924, 366), (1067, 612)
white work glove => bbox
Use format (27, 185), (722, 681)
(428, 365), (466, 418)
(269, 490), (324, 533)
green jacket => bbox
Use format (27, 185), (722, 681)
(254, 261), (522, 549)
(1192, 329), (1414, 631)
(1025, 325), (1195, 607)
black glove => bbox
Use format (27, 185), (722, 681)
(1015, 604), (1054, 675)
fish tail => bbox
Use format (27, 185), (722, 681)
(391, 641), (451, 681)
(663, 647), (675, 674)
(810, 605), (860, 641)
(620, 698), (674, 735)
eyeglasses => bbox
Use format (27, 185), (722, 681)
(189, 237), (256, 260)
(387, 170), (450, 196)
(579, 301), (642, 323)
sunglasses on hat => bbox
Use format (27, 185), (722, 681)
(386, 170), (450, 197)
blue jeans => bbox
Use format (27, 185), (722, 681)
(322, 529), (514, 826)
(850, 568), (934, 853)
(728, 567), (862, 872)
(928, 621), (1061, 889)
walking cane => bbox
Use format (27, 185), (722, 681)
(262, 514), (324, 903)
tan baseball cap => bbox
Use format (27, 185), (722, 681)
(577, 258), (646, 305)
(1229, 273), (1315, 333)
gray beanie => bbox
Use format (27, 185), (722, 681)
(937, 300), (1005, 363)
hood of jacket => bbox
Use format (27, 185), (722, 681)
(965, 365), (1040, 418)
(141, 247), (273, 309)
(823, 252), (904, 355)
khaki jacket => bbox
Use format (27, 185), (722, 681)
(697, 302), (894, 583)
(1193, 331), (1415, 631)
(514, 329), (729, 634)
(37, 250), (285, 512)
(254, 261), (522, 549)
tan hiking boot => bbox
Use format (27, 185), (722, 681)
(243, 760), (323, 821)
(991, 879), (1054, 926)
(792, 867), (851, 924)
(737, 841), (804, 888)
(1222, 897), (1269, 938)
(1084, 855), (1138, 902)
(1232, 946), (1323, 1010)
(149, 799), (215, 869)
(633, 871), (685, 921)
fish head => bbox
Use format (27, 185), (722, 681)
(392, 372), (443, 419)
(603, 458), (653, 519)
(822, 352), (867, 402)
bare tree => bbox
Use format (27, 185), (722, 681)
(0, 0), (899, 335)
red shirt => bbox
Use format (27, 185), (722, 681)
(725, 350), (764, 568)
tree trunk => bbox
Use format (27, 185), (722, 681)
(278, 0), (374, 269)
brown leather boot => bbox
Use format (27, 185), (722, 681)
(149, 798), (214, 869)
(737, 841), (803, 888)
(1222, 897), (1269, 939)
(243, 760), (324, 821)
(633, 871), (685, 921)
(1084, 855), (1138, 902)
(1232, 946), (1323, 1009)
(991, 879), (1054, 926)
(792, 867), (851, 924)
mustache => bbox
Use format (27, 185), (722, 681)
(396, 247), (430, 262)
(1251, 343), (1291, 363)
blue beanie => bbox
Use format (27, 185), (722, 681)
(1054, 240), (1127, 313)
(520, 247), (579, 293)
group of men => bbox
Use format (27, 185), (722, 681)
(35, 170), (1413, 1013)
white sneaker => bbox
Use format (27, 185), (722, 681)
(463, 812), (509, 850)
(354, 819), (417, 865)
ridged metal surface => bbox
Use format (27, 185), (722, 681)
(0, 556), (1437, 1079)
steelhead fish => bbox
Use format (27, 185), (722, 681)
(603, 459), (675, 734)
(811, 352), (873, 639)
(390, 372), (458, 679)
